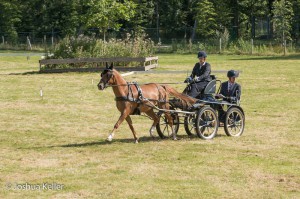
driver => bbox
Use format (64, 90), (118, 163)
(184, 51), (211, 98)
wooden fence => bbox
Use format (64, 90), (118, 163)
(39, 56), (158, 73)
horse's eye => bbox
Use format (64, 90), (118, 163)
(101, 73), (103, 77)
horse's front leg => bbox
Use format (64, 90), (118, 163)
(107, 112), (129, 142)
(125, 116), (139, 143)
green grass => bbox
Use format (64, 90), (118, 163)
(0, 53), (299, 198)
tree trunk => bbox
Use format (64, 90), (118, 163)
(103, 28), (106, 41)
(191, 19), (197, 42)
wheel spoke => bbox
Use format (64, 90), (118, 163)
(207, 127), (211, 134)
(207, 127), (212, 136)
(189, 126), (194, 131)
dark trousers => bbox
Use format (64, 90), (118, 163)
(218, 108), (226, 123)
(187, 81), (208, 98)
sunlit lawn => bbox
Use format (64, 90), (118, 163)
(0, 52), (299, 198)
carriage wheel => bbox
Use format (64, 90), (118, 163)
(195, 106), (218, 139)
(184, 114), (197, 136)
(224, 107), (245, 136)
(156, 112), (179, 139)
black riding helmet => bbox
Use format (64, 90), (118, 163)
(197, 51), (207, 58)
(227, 70), (239, 78)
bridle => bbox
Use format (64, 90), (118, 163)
(100, 69), (114, 89)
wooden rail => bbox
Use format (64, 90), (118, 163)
(39, 56), (158, 73)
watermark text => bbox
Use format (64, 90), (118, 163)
(5, 182), (65, 191)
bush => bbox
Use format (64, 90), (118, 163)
(49, 33), (154, 59)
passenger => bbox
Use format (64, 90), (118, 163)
(216, 70), (241, 103)
(215, 70), (241, 124)
(184, 51), (211, 98)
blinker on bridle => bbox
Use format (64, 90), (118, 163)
(100, 69), (114, 87)
(101, 68), (113, 77)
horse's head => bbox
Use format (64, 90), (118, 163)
(98, 63), (114, 90)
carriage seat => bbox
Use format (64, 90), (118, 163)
(195, 75), (216, 100)
(192, 75), (217, 102)
(203, 75), (216, 95)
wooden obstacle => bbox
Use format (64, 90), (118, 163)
(39, 56), (158, 73)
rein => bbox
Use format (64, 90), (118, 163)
(108, 82), (185, 87)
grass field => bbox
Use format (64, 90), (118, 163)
(0, 52), (299, 198)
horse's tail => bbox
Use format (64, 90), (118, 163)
(162, 85), (197, 108)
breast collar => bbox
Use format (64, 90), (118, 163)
(115, 82), (144, 103)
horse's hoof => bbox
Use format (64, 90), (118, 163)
(106, 137), (112, 142)
(173, 137), (178, 141)
(135, 140), (139, 144)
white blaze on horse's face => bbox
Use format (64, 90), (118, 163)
(98, 70), (113, 90)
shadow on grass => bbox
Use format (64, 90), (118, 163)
(18, 134), (227, 150)
(47, 136), (163, 148)
(49, 134), (227, 148)
(8, 71), (41, 75)
(229, 54), (300, 60)
(8, 70), (101, 75)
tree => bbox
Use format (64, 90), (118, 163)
(291, 0), (300, 41)
(158, 0), (188, 38)
(0, 0), (21, 43)
(83, 0), (136, 40)
(126, 0), (155, 33)
(194, 0), (217, 39)
(212, 0), (232, 30)
(272, 0), (294, 42)
(16, 0), (81, 40)
(238, 0), (269, 39)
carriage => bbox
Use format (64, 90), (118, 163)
(156, 75), (245, 140)
(98, 64), (245, 143)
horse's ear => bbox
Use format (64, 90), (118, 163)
(105, 62), (109, 69)
(109, 63), (114, 70)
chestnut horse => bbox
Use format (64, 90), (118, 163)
(97, 63), (196, 143)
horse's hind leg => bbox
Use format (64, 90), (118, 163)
(125, 116), (139, 143)
(145, 109), (160, 138)
(160, 102), (177, 140)
(164, 112), (177, 140)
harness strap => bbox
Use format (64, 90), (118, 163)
(128, 83), (134, 102)
(115, 96), (167, 103)
(133, 82), (144, 101)
(114, 82), (167, 103)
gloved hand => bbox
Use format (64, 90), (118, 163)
(215, 94), (225, 99)
(194, 76), (201, 82)
(184, 77), (193, 83)
(225, 97), (236, 102)
(230, 97), (236, 102)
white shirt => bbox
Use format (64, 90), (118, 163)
(228, 82), (235, 92)
(199, 62), (206, 69)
